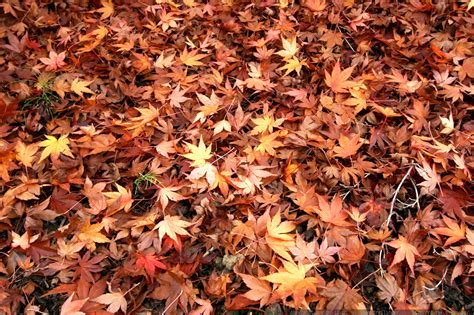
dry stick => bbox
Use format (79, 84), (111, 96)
(161, 289), (183, 315)
(423, 267), (449, 291)
(385, 165), (414, 228)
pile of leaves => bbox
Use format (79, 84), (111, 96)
(1, 0), (473, 313)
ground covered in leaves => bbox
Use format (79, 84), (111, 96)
(0, 0), (473, 314)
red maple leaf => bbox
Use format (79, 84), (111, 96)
(136, 252), (167, 278)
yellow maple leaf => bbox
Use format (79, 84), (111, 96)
(278, 57), (307, 76)
(266, 211), (296, 261)
(261, 259), (319, 309)
(276, 37), (299, 60)
(97, 0), (114, 20)
(182, 136), (213, 167)
(251, 115), (285, 135)
(256, 132), (284, 156)
(38, 135), (74, 163)
(179, 47), (207, 67)
(153, 215), (193, 243)
(71, 78), (94, 97)
(78, 219), (110, 250)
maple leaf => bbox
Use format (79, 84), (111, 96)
(157, 185), (186, 210)
(237, 273), (272, 307)
(60, 293), (87, 315)
(96, 0), (114, 20)
(103, 183), (133, 214)
(180, 48), (207, 66)
(194, 91), (222, 123)
(12, 231), (39, 250)
(93, 292), (127, 313)
(289, 235), (317, 262)
(316, 238), (341, 264)
(302, 0), (326, 12)
(154, 51), (175, 69)
(416, 159), (441, 193)
(153, 215), (193, 243)
(315, 194), (352, 227)
(190, 298), (213, 315)
(155, 138), (179, 158)
(251, 114), (285, 135)
(83, 177), (107, 214)
(387, 235), (420, 273)
(136, 252), (167, 277)
(169, 84), (189, 108)
(39, 50), (67, 71)
(433, 216), (466, 246)
(333, 134), (363, 158)
(376, 274), (402, 303)
(182, 136), (213, 167)
(71, 78), (94, 97)
(15, 141), (38, 167)
(256, 132), (284, 156)
(324, 61), (356, 93)
(276, 37), (299, 60)
(38, 134), (74, 163)
(78, 219), (110, 250)
(321, 279), (365, 310)
(261, 259), (321, 309)
(265, 211), (296, 261)
(278, 57), (307, 76)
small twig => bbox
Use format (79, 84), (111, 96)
(161, 289), (183, 315)
(353, 268), (382, 289)
(385, 165), (414, 227)
(423, 267), (448, 291)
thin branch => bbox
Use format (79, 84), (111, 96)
(385, 165), (414, 227)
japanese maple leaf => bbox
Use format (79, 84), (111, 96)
(433, 216), (466, 246)
(11, 231), (39, 250)
(40, 50), (67, 71)
(182, 137), (213, 167)
(156, 185), (186, 210)
(289, 235), (317, 262)
(387, 235), (420, 273)
(60, 293), (87, 315)
(83, 177), (107, 213)
(256, 132), (284, 156)
(251, 114), (285, 135)
(315, 194), (352, 227)
(324, 61), (356, 93)
(416, 160), (441, 193)
(333, 134), (363, 158)
(38, 134), (74, 163)
(321, 280), (365, 310)
(237, 273), (272, 307)
(375, 274), (402, 303)
(153, 215), (193, 243)
(15, 141), (38, 167)
(96, 0), (114, 20)
(103, 183), (133, 214)
(93, 291), (127, 313)
(276, 36), (299, 59)
(71, 78), (94, 97)
(136, 252), (167, 277)
(194, 91), (222, 123)
(155, 139), (180, 158)
(265, 211), (296, 261)
(179, 47), (207, 66)
(278, 57), (307, 76)
(190, 298), (213, 315)
(78, 219), (110, 250)
(316, 238), (340, 264)
(261, 259), (321, 310)
(169, 84), (189, 108)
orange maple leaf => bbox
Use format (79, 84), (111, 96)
(433, 216), (466, 246)
(324, 61), (356, 93)
(387, 235), (420, 273)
